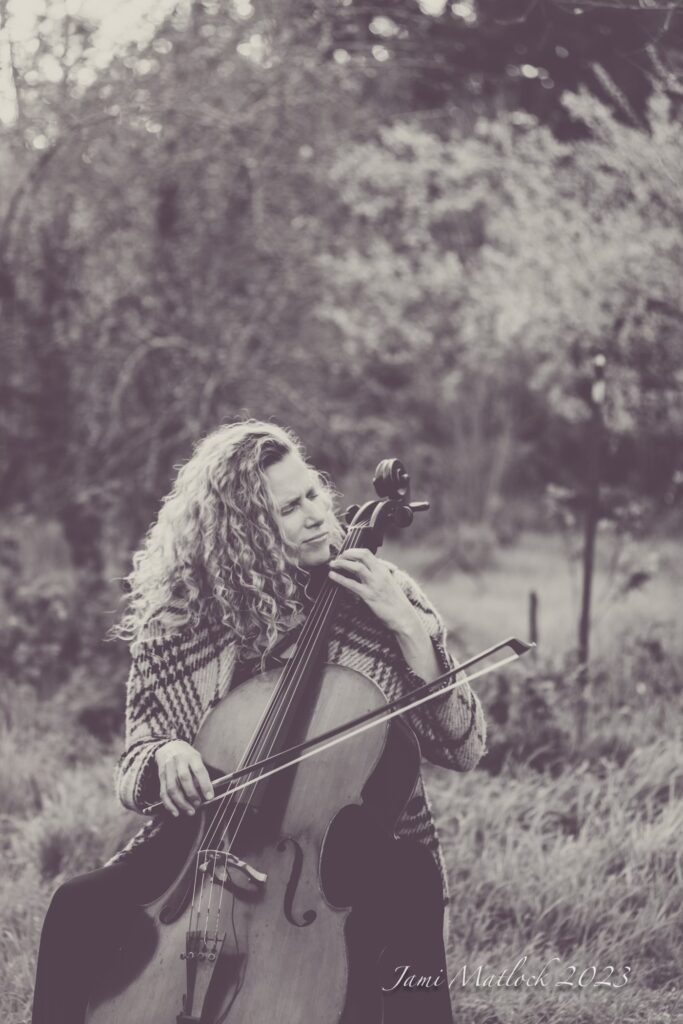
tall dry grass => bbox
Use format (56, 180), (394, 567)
(0, 684), (123, 1023)
(430, 731), (683, 1023)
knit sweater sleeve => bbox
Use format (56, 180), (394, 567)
(113, 616), (239, 814)
(113, 643), (181, 814)
(386, 562), (488, 772)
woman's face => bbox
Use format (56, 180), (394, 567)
(264, 451), (333, 567)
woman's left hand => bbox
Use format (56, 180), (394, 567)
(328, 548), (417, 636)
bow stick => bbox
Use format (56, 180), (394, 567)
(143, 635), (534, 816)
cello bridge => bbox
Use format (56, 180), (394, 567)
(199, 848), (267, 889)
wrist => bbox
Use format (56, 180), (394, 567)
(391, 603), (425, 641)
(393, 610), (441, 684)
(154, 738), (179, 764)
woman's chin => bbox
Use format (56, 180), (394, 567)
(299, 543), (331, 567)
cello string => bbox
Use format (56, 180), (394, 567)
(205, 581), (344, 937)
(188, 616), (327, 935)
(201, 524), (360, 857)
(193, 552), (337, 856)
(207, 525), (361, 851)
(187, 616), (322, 930)
(187, 625), (309, 934)
(189, 526), (362, 938)
(201, 529), (361, 939)
(197, 572), (343, 941)
(199, 524), (365, 937)
(206, 578), (343, 939)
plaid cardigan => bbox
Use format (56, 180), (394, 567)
(107, 561), (487, 907)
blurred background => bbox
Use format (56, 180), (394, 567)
(1, 1), (682, 1021)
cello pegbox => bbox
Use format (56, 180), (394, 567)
(372, 458), (410, 500)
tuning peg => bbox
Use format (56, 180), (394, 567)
(344, 504), (360, 525)
(409, 502), (430, 513)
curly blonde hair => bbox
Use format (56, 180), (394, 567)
(109, 420), (344, 653)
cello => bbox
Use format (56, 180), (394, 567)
(85, 459), (531, 1023)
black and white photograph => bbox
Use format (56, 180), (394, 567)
(1, 1), (682, 1022)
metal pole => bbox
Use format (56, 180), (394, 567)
(529, 590), (539, 658)
(576, 353), (606, 745)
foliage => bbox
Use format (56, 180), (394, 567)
(480, 616), (683, 775)
(1, 2), (365, 551)
(0, 577), (77, 693)
(0, 0), (680, 722)
(0, 521), (128, 697)
(317, 0), (683, 133)
(1, 3), (681, 564)
(314, 86), (683, 523)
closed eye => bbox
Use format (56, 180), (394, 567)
(281, 488), (319, 515)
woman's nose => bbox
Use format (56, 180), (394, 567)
(304, 500), (323, 525)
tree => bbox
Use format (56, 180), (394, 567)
(307, 0), (683, 132)
(313, 83), (683, 522)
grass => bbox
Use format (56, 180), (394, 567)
(1, 530), (681, 1023)
(427, 737), (683, 1023)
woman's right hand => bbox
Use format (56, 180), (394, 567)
(155, 739), (215, 817)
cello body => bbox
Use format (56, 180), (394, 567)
(85, 663), (421, 1024)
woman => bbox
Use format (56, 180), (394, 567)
(32, 420), (487, 1024)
